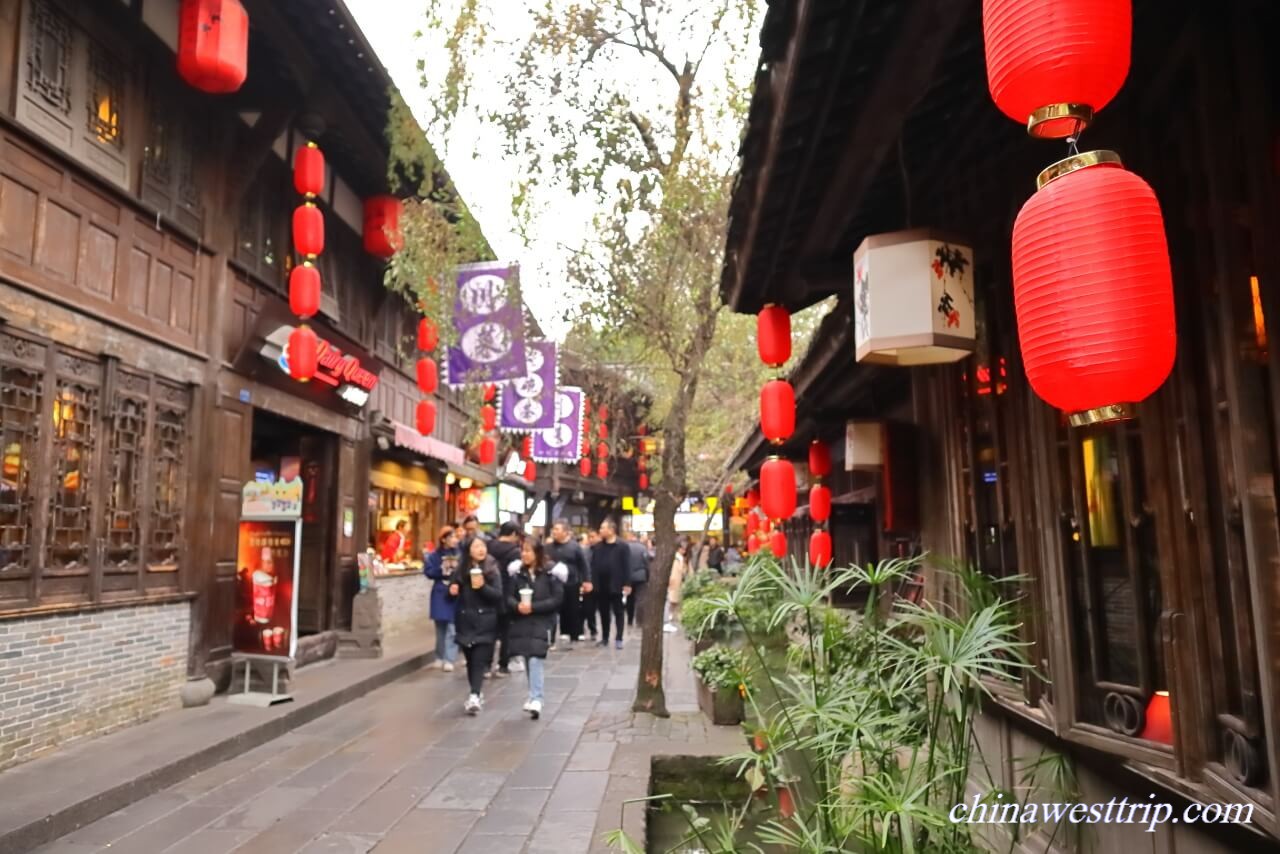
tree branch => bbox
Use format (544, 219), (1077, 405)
(626, 111), (667, 172)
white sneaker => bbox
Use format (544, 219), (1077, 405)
(663, 623), (678, 633)
(442, 661), (455, 673)
(478, 693), (485, 708)
(528, 699), (542, 720)
(429, 659), (443, 670)
(522, 698), (533, 712)
(464, 694), (481, 715)
(510, 659), (525, 672)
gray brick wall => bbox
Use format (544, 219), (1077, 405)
(0, 600), (190, 772)
(375, 574), (432, 638)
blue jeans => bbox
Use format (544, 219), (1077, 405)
(434, 620), (457, 664)
(526, 655), (545, 702)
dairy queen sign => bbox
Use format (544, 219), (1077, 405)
(278, 334), (380, 406)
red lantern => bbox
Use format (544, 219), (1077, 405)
(598, 422), (609, 440)
(809, 530), (833, 568)
(416, 358), (438, 395)
(417, 318), (438, 352)
(287, 325), (318, 382)
(596, 460), (609, 480)
(522, 436), (534, 459)
(293, 143), (325, 198)
(638, 424), (648, 436)
(637, 457), (647, 473)
(177, 0), (249, 94)
(639, 473), (649, 491)
(288, 263), (320, 319)
(769, 530), (787, 559)
(746, 488), (760, 510)
(760, 517), (772, 535)
(809, 484), (832, 523)
(363, 196), (403, 258)
(746, 514), (759, 536)
(478, 436), (497, 466)
(416, 399), (437, 436)
(808, 440), (831, 479)
(579, 457), (592, 477)
(747, 536), (760, 556)
(524, 460), (537, 482)
(983, 0), (1131, 138)
(1141, 691), (1173, 745)
(597, 404), (609, 423)
(757, 305), (792, 367)
(483, 384), (497, 403)
(480, 405), (497, 432)
(760, 457), (796, 521)
(760, 380), (796, 445)
(596, 442), (609, 460)
(292, 203), (324, 258)
(580, 437), (591, 457)
(724, 483), (734, 495)
(1012, 152), (1174, 423)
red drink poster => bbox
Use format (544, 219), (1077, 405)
(234, 520), (299, 658)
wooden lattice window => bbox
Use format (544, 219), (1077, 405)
(102, 369), (148, 574)
(86, 40), (122, 149)
(0, 334), (46, 576)
(45, 353), (101, 574)
(25, 0), (71, 115)
(148, 382), (188, 572)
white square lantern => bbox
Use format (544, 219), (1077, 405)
(845, 421), (883, 471)
(853, 230), (976, 365)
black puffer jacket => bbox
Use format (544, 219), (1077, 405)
(451, 555), (504, 647)
(505, 566), (564, 659)
(488, 538), (523, 611)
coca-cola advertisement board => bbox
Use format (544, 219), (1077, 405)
(234, 479), (303, 659)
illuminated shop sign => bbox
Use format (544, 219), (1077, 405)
(273, 330), (379, 406)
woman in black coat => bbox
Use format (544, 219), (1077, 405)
(506, 540), (564, 719)
(449, 537), (504, 715)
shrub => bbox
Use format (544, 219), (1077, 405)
(691, 645), (746, 690)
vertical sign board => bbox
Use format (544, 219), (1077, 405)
(234, 479), (304, 659)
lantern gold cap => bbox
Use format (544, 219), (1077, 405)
(1067, 403), (1134, 428)
(1036, 150), (1124, 190)
(1027, 103), (1094, 139)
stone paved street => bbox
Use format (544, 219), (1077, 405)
(31, 632), (742, 854)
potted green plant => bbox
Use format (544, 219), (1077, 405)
(691, 645), (746, 725)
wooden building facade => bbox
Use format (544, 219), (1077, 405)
(0, 0), (486, 770)
(724, 0), (1280, 849)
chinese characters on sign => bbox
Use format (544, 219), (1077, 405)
(446, 262), (528, 387)
(532, 386), (585, 463)
(499, 341), (557, 431)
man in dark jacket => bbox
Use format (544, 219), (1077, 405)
(487, 522), (523, 677)
(623, 531), (650, 628)
(590, 519), (632, 649)
(549, 519), (590, 646)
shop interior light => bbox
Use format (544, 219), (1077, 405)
(445, 472), (457, 485)
(459, 477), (473, 490)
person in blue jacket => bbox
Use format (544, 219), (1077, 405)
(423, 525), (460, 672)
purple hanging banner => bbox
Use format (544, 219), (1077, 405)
(499, 341), (557, 432)
(532, 386), (584, 464)
(445, 261), (527, 388)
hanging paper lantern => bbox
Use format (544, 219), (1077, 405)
(478, 436), (497, 466)
(760, 517), (772, 535)
(596, 441), (609, 460)
(769, 529), (787, 559)
(598, 422), (609, 440)
(1012, 152), (1174, 424)
(293, 143), (325, 198)
(810, 484), (832, 523)
(287, 326), (318, 382)
(597, 404), (609, 423)
(522, 436), (534, 459)
(415, 399), (437, 436)
(480, 405), (497, 432)
(177, 0), (249, 94)
(809, 440), (832, 479)
(417, 318), (438, 353)
(746, 514), (760, 536)
(757, 304), (792, 367)
(746, 488), (760, 510)
(637, 424), (648, 436)
(292, 203), (324, 258)
(288, 263), (320, 319)
(596, 460), (609, 480)
(809, 530), (833, 568)
(579, 457), (592, 477)
(747, 536), (760, 556)
(724, 483), (734, 496)
(363, 196), (403, 258)
(483, 384), (497, 403)
(760, 457), (796, 521)
(524, 460), (537, 481)
(639, 473), (649, 491)
(983, 0), (1131, 138)
(760, 380), (796, 445)
(580, 437), (591, 457)
(416, 358), (438, 395)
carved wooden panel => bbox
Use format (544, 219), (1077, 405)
(44, 349), (100, 584)
(102, 366), (147, 575)
(147, 380), (187, 579)
(0, 332), (47, 607)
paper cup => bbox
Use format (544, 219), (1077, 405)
(519, 588), (533, 607)
(469, 568), (484, 589)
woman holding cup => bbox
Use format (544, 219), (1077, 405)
(449, 537), (504, 715)
(506, 540), (565, 719)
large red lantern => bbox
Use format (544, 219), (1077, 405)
(480, 405), (497, 432)
(1012, 152), (1174, 424)
(769, 530), (787, 559)
(524, 460), (537, 482)
(417, 318), (438, 353)
(416, 399), (437, 436)
(288, 326), (317, 382)
(293, 143), (325, 198)
(983, 0), (1131, 138)
(292, 203), (324, 259)
(639, 473), (649, 491)
(483, 384), (497, 403)
(808, 440), (831, 479)
(416, 358), (438, 395)
(363, 196), (403, 258)
(579, 457), (592, 477)
(760, 380), (796, 445)
(760, 457), (796, 521)
(478, 436), (497, 466)
(288, 263), (320, 319)
(809, 530), (833, 568)
(746, 514), (760, 536)
(596, 460), (609, 480)
(177, 0), (249, 94)
(809, 484), (832, 523)
(757, 305), (792, 367)
(596, 442), (609, 460)
(746, 488), (760, 510)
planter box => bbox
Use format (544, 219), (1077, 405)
(697, 677), (744, 726)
